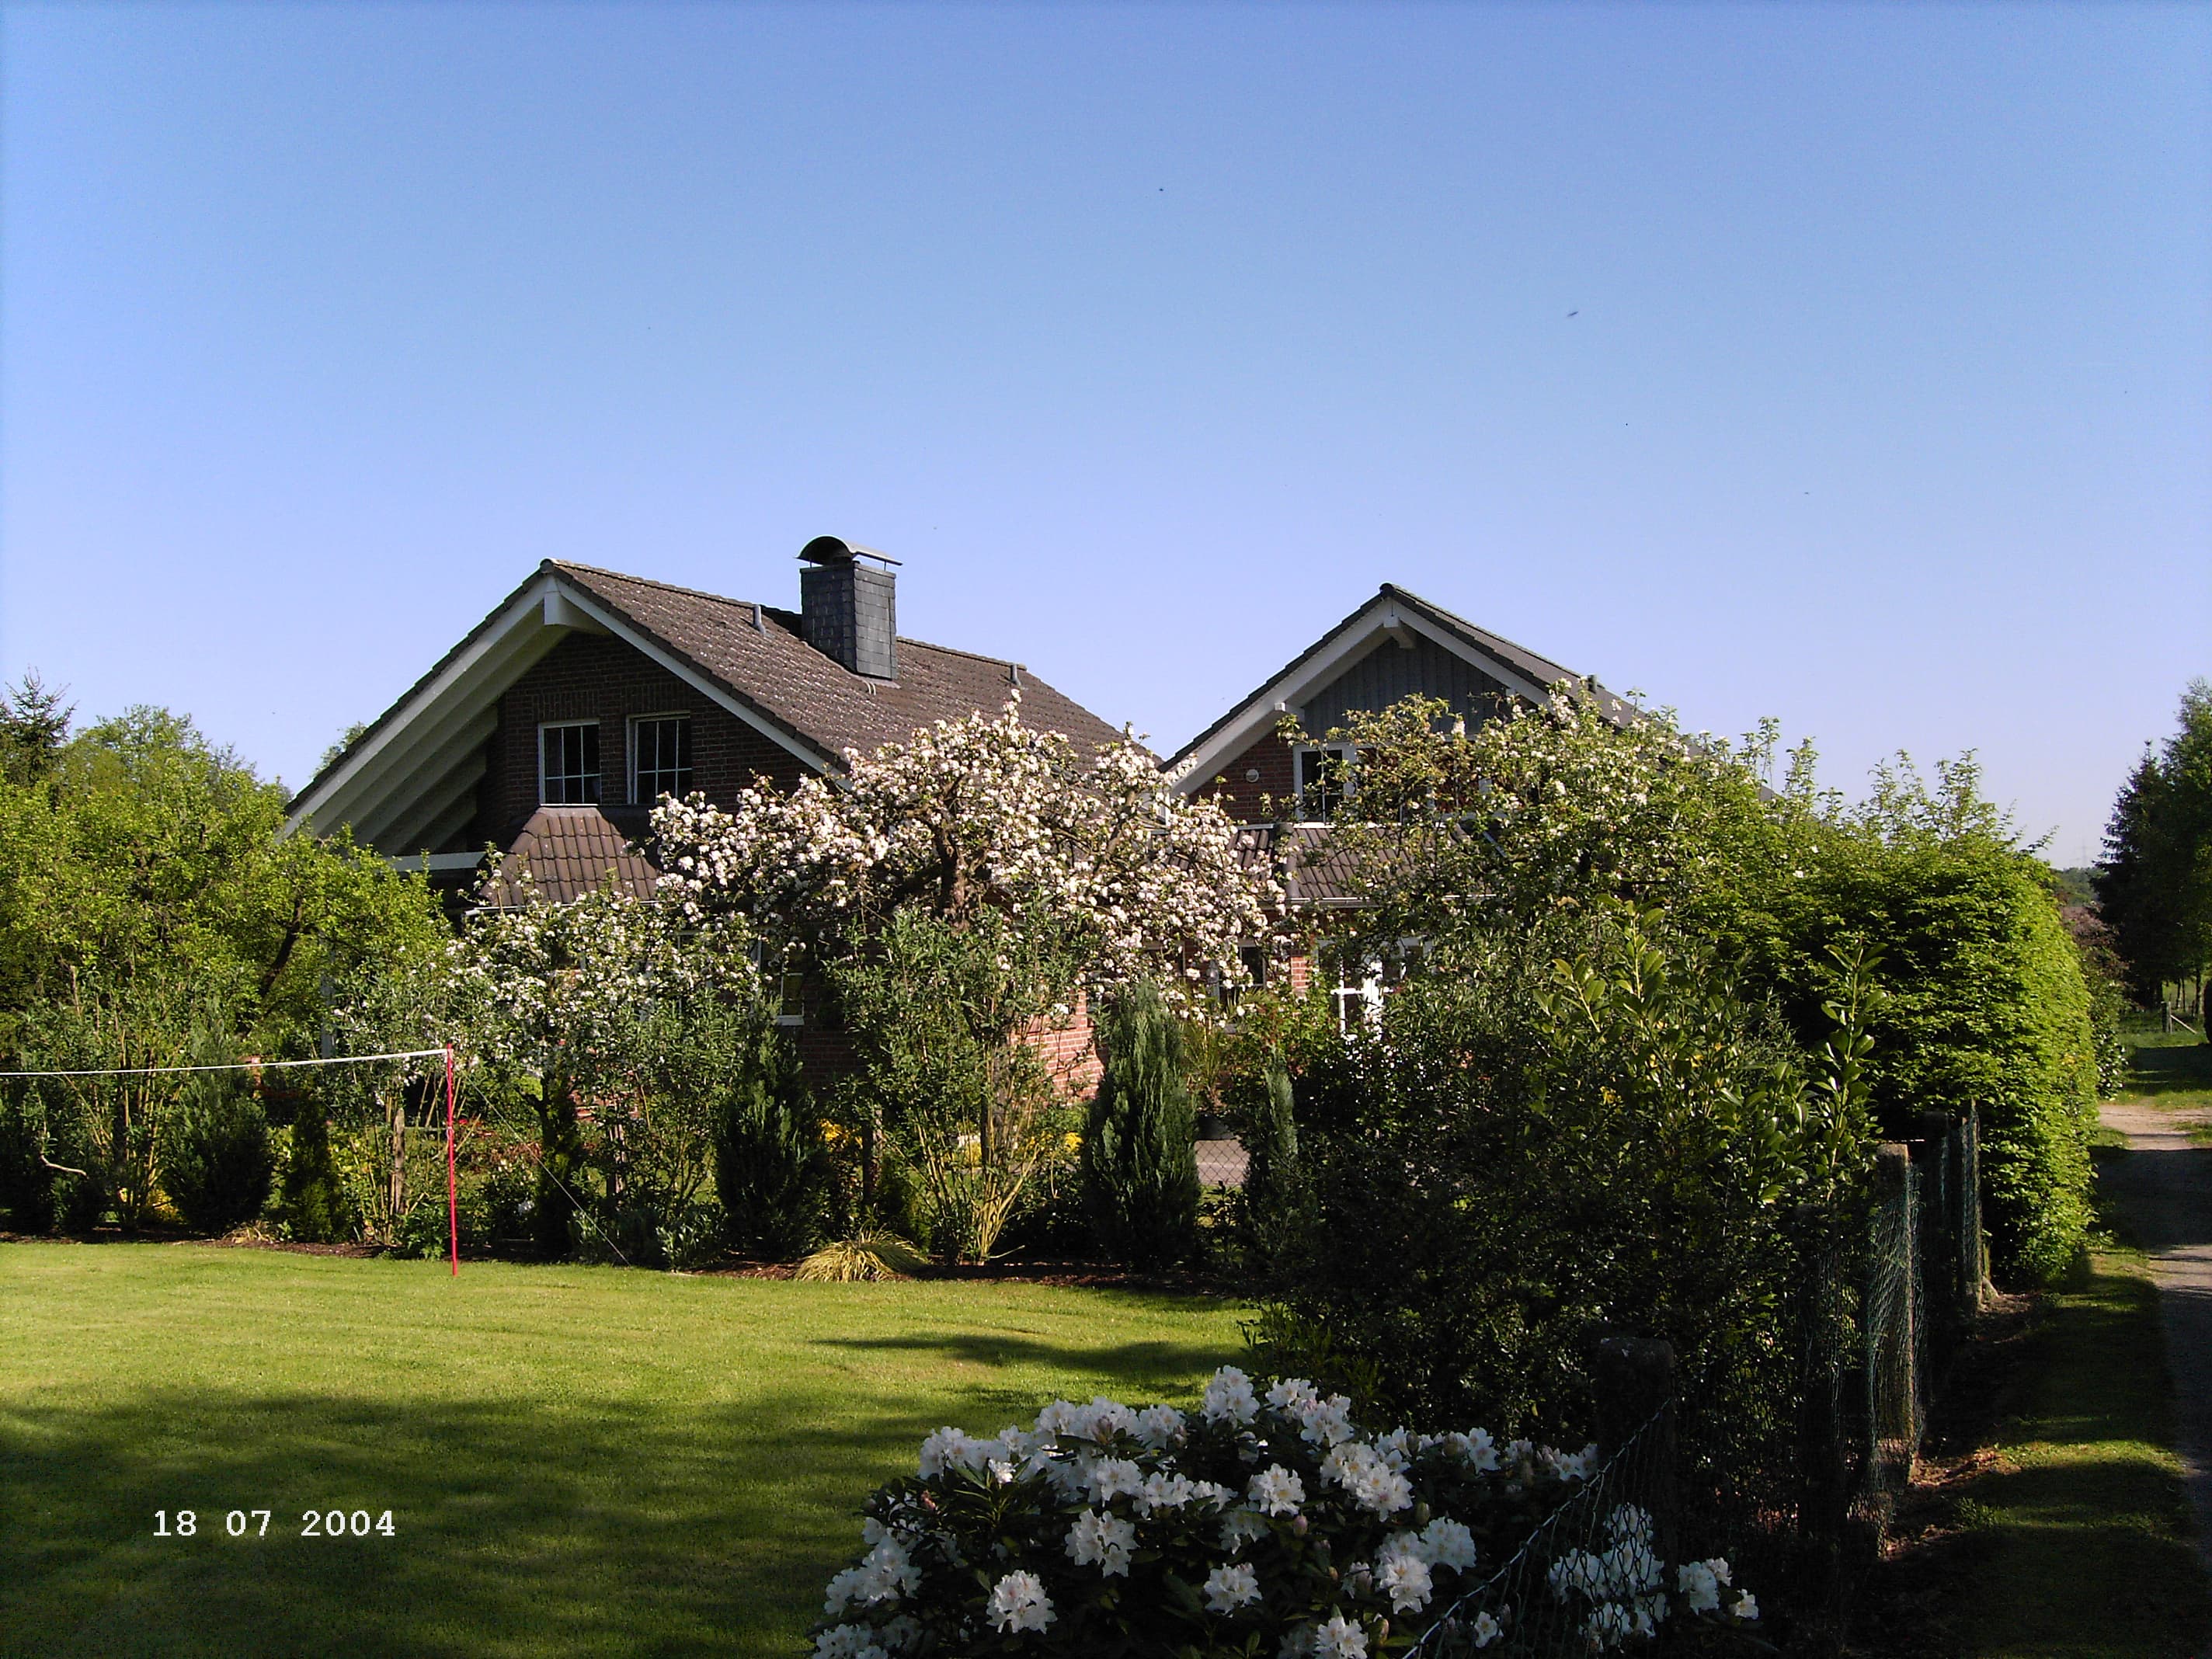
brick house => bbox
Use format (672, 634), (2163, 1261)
(1166, 583), (1632, 1023)
(286, 536), (1126, 1083)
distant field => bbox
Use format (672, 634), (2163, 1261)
(0, 1242), (1242, 1658)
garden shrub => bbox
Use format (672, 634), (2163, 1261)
(829, 908), (1076, 1261)
(1785, 775), (2099, 1284)
(1080, 980), (1200, 1268)
(276, 1104), (353, 1243)
(706, 1003), (823, 1259)
(158, 1028), (272, 1234)
(1267, 905), (1870, 1443)
(809, 1365), (1758, 1656)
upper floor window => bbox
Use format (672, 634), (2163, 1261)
(631, 714), (694, 804)
(539, 722), (600, 805)
(1294, 743), (1356, 821)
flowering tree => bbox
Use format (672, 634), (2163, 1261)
(652, 695), (1277, 1001)
(649, 698), (1278, 1258)
(444, 861), (758, 1255)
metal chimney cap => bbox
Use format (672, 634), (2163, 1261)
(798, 535), (900, 568)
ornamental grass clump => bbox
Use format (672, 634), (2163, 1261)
(809, 1365), (1752, 1657)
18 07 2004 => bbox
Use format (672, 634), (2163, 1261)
(153, 1509), (396, 1538)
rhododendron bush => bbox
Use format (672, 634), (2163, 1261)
(810, 1368), (1754, 1657)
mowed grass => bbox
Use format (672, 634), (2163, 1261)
(0, 1242), (1243, 1658)
(1931, 1250), (2212, 1657)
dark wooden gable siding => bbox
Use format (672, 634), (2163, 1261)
(1299, 633), (1512, 736)
(468, 631), (813, 851)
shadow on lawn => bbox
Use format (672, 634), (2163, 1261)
(2127, 1039), (2212, 1101)
(0, 1382), (962, 1659)
(814, 1329), (1233, 1395)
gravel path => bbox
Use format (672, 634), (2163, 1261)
(2099, 1099), (2212, 1569)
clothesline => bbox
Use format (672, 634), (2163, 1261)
(0, 1047), (450, 1079)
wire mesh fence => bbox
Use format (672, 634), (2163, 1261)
(1407, 1406), (1681, 1655)
(1195, 1138), (1248, 1189)
(1402, 1105), (1990, 1647)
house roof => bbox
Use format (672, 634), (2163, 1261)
(481, 805), (663, 907)
(1166, 583), (1633, 792)
(548, 562), (1125, 766)
(287, 555), (1129, 852)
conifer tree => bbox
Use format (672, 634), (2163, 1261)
(1081, 981), (1199, 1269)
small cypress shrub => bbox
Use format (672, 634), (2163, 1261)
(1081, 980), (1199, 1269)
(712, 1015), (822, 1259)
(159, 1030), (273, 1235)
(279, 1101), (353, 1243)
(1239, 1051), (1302, 1266)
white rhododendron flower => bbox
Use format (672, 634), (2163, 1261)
(1372, 1539), (1435, 1612)
(1445, 1428), (1502, 1472)
(812, 1626), (888, 1659)
(1085, 1457), (1145, 1504)
(1418, 1517), (1478, 1571)
(986, 1570), (1055, 1633)
(917, 1427), (989, 1479)
(1134, 1404), (1187, 1448)
(1677, 1560), (1723, 1613)
(1203, 1560), (1263, 1613)
(1065, 1508), (1137, 1577)
(1312, 1612), (1370, 1658)
(1247, 1464), (1306, 1516)
(823, 1535), (920, 1613)
(1202, 1366), (1261, 1425)
(1221, 1507), (1271, 1552)
(1732, 1591), (1759, 1621)
(1320, 1442), (1413, 1518)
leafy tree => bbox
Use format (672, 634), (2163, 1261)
(1080, 979), (1200, 1269)
(826, 907), (1074, 1260)
(1306, 693), (2098, 1285)
(0, 703), (448, 1069)
(2098, 680), (2212, 1012)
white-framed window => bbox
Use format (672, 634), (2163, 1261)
(1330, 953), (1383, 1033)
(747, 940), (805, 1027)
(538, 722), (600, 805)
(629, 712), (694, 804)
(1294, 743), (1357, 821)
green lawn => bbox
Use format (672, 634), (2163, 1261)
(1929, 1249), (2212, 1657)
(0, 1242), (1243, 1658)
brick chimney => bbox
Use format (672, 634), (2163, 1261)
(798, 536), (899, 680)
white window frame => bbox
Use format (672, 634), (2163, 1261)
(628, 711), (694, 805)
(746, 939), (805, 1028)
(537, 720), (600, 805)
(1293, 743), (1357, 823)
(1330, 952), (1383, 1034)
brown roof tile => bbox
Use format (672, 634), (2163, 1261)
(551, 562), (1132, 764)
(484, 805), (661, 906)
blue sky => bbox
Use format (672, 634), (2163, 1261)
(3, 2), (2206, 862)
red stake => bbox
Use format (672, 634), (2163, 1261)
(444, 1042), (459, 1278)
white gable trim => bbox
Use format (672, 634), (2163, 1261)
(285, 569), (828, 848)
(542, 579), (829, 771)
(1168, 593), (1556, 795)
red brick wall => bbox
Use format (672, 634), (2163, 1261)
(1191, 730), (1299, 824)
(474, 632), (811, 847)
